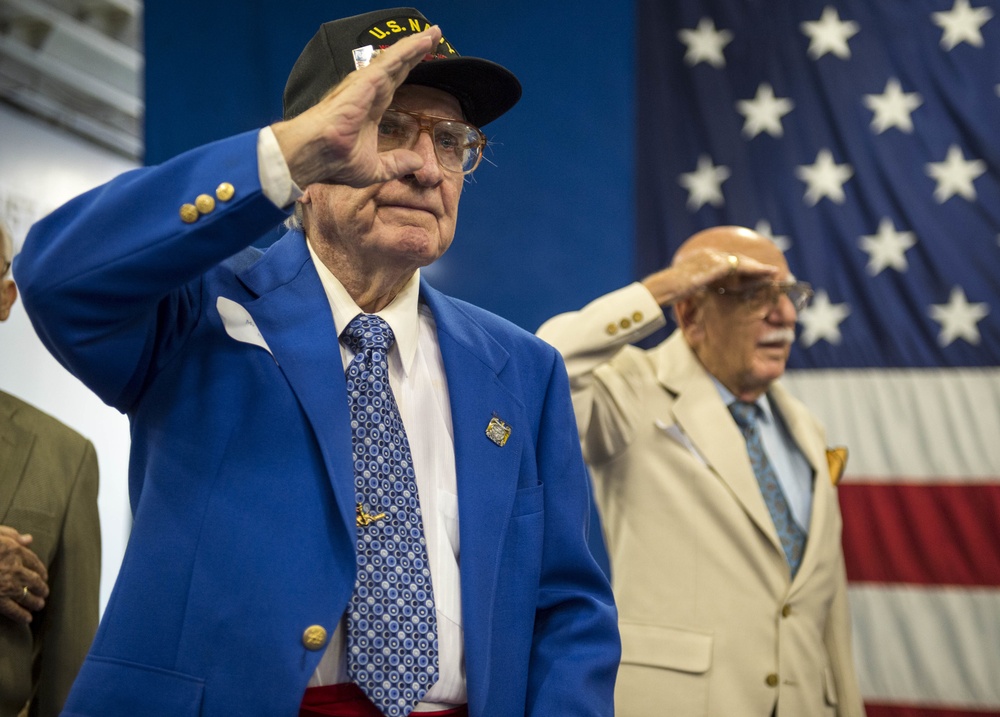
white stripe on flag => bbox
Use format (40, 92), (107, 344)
(849, 584), (1000, 710)
(784, 368), (1000, 481)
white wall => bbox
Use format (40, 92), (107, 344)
(0, 102), (135, 613)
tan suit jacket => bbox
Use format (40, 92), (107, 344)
(0, 391), (100, 717)
(538, 284), (864, 717)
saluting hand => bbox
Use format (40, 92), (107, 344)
(272, 26), (444, 190)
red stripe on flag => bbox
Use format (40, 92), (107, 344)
(865, 703), (1000, 717)
(839, 483), (1000, 586)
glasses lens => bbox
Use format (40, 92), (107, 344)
(377, 110), (415, 150)
(433, 120), (483, 174)
(787, 283), (813, 311)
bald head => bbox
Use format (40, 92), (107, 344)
(673, 225), (788, 275)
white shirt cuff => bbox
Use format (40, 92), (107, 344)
(257, 126), (303, 209)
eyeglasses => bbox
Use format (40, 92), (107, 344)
(709, 280), (814, 313)
(377, 108), (487, 175)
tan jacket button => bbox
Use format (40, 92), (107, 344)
(179, 204), (199, 223)
(605, 323), (619, 336)
(782, 604), (792, 617)
(195, 194), (216, 214)
(302, 625), (328, 650)
(216, 182), (235, 201)
(766, 673), (779, 687)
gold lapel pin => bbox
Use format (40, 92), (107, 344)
(356, 503), (387, 527)
(485, 416), (511, 447)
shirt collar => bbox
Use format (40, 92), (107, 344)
(307, 239), (420, 376)
(711, 376), (774, 425)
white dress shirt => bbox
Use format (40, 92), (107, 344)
(257, 127), (466, 708)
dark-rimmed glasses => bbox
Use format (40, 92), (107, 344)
(709, 280), (814, 313)
(377, 108), (486, 175)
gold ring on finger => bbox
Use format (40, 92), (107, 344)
(20, 585), (28, 602)
(727, 253), (739, 275)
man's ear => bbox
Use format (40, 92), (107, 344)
(675, 296), (704, 346)
(0, 279), (17, 322)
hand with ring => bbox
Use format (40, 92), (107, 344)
(641, 247), (778, 307)
(0, 525), (50, 624)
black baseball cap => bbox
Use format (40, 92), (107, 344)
(283, 7), (521, 127)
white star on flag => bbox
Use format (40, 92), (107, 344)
(678, 17), (733, 68)
(795, 149), (854, 205)
(925, 144), (987, 202)
(801, 6), (860, 59)
(932, 0), (994, 51)
(859, 218), (917, 275)
(679, 155), (731, 209)
(736, 83), (795, 138)
(797, 289), (851, 347)
(929, 286), (990, 346)
(754, 220), (791, 252)
(863, 79), (923, 133)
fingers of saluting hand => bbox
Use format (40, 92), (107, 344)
(274, 26), (444, 190)
(680, 248), (778, 288)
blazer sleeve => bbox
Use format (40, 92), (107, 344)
(14, 130), (289, 412)
(31, 439), (100, 717)
(536, 283), (665, 464)
(526, 349), (620, 716)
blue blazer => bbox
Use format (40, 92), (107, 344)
(16, 130), (619, 716)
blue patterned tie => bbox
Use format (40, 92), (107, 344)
(729, 401), (807, 577)
(341, 314), (439, 716)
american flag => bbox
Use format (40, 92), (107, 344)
(635, 1), (1000, 715)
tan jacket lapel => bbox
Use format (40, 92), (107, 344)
(654, 332), (783, 555)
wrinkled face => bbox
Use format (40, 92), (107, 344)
(301, 85), (466, 273)
(684, 242), (797, 400)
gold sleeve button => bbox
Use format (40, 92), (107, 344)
(195, 194), (216, 214)
(605, 322), (619, 336)
(179, 204), (199, 223)
(302, 625), (328, 650)
(216, 182), (235, 202)
(632, 311), (644, 323)
(619, 318), (632, 330)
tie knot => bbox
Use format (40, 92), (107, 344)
(728, 401), (760, 429)
(341, 314), (395, 354)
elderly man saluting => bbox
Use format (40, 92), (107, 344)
(15, 8), (618, 717)
(538, 226), (865, 717)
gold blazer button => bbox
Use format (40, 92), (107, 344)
(216, 182), (235, 202)
(179, 204), (199, 223)
(195, 194), (216, 214)
(302, 625), (328, 650)
(765, 673), (779, 687)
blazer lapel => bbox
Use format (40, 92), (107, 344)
(233, 231), (357, 544)
(0, 395), (33, 521)
(421, 283), (523, 694)
(654, 332), (784, 555)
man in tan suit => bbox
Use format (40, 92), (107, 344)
(0, 223), (101, 717)
(538, 226), (865, 717)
